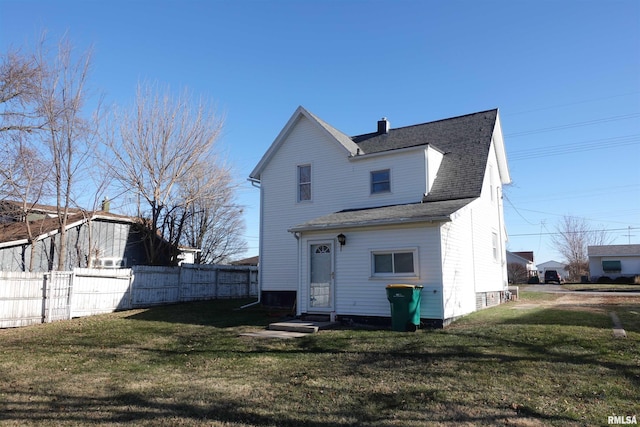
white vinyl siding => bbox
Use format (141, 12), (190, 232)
(298, 225), (443, 320)
(255, 108), (510, 323)
(259, 116), (431, 292)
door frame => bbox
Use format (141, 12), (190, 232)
(307, 240), (335, 313)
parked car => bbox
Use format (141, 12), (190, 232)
(544, 270), (562, 284)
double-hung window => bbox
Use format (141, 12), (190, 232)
(372, 250), (416, 276)
(298, 164), (311, 202)
(371, 169), (390, 194)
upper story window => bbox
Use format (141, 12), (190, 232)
(297, 164), (311, 202)
(371, 169), (390, 194)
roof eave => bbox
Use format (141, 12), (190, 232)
(493, 111), (512, 185)
(288, 215), (451, 233)
(250, 106), (357, 179)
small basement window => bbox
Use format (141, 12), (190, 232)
(602, 260), (621, 273)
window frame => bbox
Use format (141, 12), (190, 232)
(492, 232), (499, 262)
(371, 248), (418, 278)
(297, 164), (312, 202)
(370, 169), (391, 194)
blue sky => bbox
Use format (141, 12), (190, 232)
(2, 0), (639, 266)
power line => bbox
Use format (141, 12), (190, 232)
(510, 227), (638, 237)
(502, 91), (640, 117)
(505, 113), (640, 138)
(505, 205), (640, 226)
(508, 134), (639, 161)
(504, 194), (537, 226)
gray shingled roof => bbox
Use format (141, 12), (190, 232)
(289, 198), (476, 232)
(588, 244), (640, 257)
(290, 109), (499, 232)
(354, 109), (498, 202)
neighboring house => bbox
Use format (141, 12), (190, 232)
(249, 106), (511, 327)
(536, 260), (568, 281)
(588, 244), (640, 280)
(0, 201), (174, 272)
(177, 246), (201, 265)
(506, 251), (537, 282)
(231, 255), (259, 266)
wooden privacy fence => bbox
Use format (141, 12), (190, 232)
(0, 264), (258, 329)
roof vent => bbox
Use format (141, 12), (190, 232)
(377, 117), (390, 134)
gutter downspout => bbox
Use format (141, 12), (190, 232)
(239, 177), (263, 310)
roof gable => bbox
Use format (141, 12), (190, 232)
(353, 109), (509, 202)
(249, 106), (359, 180)
(251, 107), (511, 204)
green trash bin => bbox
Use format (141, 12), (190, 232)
(386, 284), (423, 332)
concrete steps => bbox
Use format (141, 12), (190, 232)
(239, 317), (339, 339)
(268, 319), (338, 334)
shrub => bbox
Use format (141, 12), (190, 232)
(613, 276), (635, 284)
(527, 276), (540, 284)
(596, 276), (612, 284)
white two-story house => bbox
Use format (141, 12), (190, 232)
(249, 107), (511, 327)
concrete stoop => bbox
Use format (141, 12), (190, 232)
(240, 319), (339, 339)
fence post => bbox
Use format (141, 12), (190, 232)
(67, 270), (75, 320)
(214, 266), (219, 299)
(178, 265), (183, 302)
(42, 273), (49, 324)
(128, 267), (135, 309)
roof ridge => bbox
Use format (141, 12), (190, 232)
(351, 108), (498, 139)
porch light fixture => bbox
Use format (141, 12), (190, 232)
(337, 233), (346, 248)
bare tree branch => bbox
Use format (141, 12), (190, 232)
(104, 82), (237, 264)
(551, 215), (614, 281)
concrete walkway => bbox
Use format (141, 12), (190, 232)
(609, 312), (627, 338)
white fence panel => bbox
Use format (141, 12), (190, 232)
(71, 268), (133, 317)
(179, 264), (218, 301)
(131, 266), (181, 306)
(1, 264), (258, 328)
(0, 272), (44, 328)
(217, 266), (257, 298)
(44, 271), (73, 323)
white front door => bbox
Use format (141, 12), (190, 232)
(309, 243), (333, 311)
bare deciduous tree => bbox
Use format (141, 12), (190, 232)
(507, 263), (529, 284)
(180, 161), (247, 264)
(0, 139), (52, 271)
(105, 82), (240, 264)
(35, 36), (97, 270)
(0, 47), (44, 135)
(551, 215), (614, 281)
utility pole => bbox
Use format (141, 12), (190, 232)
(624, 226), (636, 244)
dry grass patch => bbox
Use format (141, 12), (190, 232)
(0, 296), (638, 426)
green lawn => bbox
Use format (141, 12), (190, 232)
(0, 294), (638, 426)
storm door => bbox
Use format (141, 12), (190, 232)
(309, 243), (333, 310)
